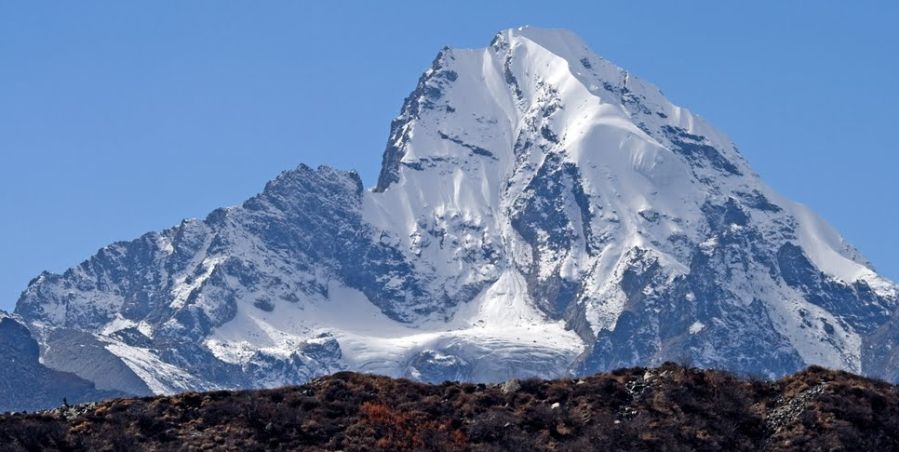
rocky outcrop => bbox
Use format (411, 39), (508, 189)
(0, 316), (122, 412)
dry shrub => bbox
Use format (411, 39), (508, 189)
(358, 401), (466, 451)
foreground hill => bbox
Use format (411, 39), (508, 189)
(2, 364), (898, 451)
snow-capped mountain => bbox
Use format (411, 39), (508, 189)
(4, 27), (898, 405)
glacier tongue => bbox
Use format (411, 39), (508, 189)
(7, 27), (899, 400)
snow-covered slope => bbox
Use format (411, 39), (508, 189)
(7, 27), (899, 403)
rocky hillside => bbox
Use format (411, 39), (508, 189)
(2, 364), (897, 451)
(0, 315), (122, 413)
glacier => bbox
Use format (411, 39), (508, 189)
(4, 27), (899, 406)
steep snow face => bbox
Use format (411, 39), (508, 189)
(9, 27), (899, 402)
(365, 27), (897, 376)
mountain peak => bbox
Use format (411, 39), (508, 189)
(373, 25), (738, 195)
(495, 25), (587, 47)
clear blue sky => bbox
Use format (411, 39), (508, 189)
(1, 1), (897, 311)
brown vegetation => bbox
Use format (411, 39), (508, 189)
(1, 363), (897, 451)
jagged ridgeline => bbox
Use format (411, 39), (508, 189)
(2, 27), (898, 411)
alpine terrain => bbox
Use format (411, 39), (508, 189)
(3, 27), (898, 410)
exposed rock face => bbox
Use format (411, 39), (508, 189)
(0, 315), (121, 412)
(2, 27), (897, 409)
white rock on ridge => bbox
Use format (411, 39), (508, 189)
(6, 27), (899, 403)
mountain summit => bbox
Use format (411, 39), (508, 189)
(5, 27), (898, 408)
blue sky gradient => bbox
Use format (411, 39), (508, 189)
(1, 1), (897, 310)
